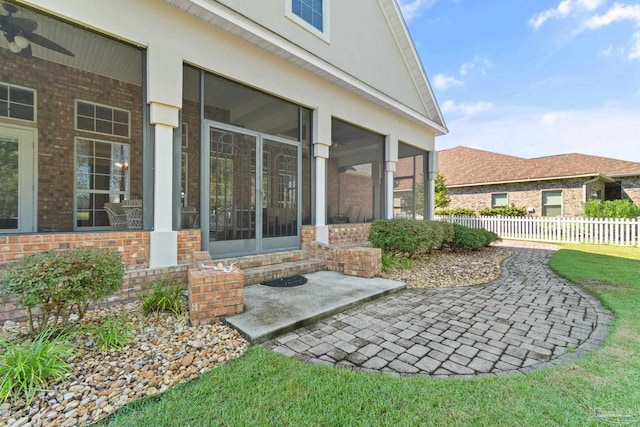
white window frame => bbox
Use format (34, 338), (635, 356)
(0, 82), (37, 123)
(491, 193), (508, 208)
(542, 190), (563, 217)
(285, 0), (331, 43)
(75, 99), (130, 139)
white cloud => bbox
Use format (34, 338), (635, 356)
(437, 106), (640, 162)
(432, 73), (463, 90)
(584, 3), (640, 29)
(459, 55), (494, 75)
(530, 0), (604, 29)
(398, 0), (438, 22)
(441, 100), (493, 116)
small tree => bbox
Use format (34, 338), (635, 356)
(1, 248), (125, 335)
(435, 172), (450, 209)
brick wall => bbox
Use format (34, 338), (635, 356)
(448, 178), (592, 217)
(0, 48), (143, 232)
(328, 224), (372, 244)
(188, 266), (244, 326)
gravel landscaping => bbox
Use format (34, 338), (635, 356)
(0, 245), (508, 427)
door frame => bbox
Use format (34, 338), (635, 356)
(202, 120), (302, 257)
(0, 123), (37, 233)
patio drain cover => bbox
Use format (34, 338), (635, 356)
(261, 275), (308, 288)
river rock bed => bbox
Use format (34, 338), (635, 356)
(0, 302), (250, 427)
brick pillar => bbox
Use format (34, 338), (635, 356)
(188, 266), (244, 326)
(343, 247), (382, 278)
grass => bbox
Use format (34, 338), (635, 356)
(99, 244), (640, 426)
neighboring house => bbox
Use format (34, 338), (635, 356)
(0, 0), (446, 267)
(438, 146), (640, 217)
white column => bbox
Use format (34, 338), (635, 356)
(385, 134), (398, 219)
(313, 107), (331, 244)
(147, 45), (182, 267)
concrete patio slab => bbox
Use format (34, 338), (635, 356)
(224, 271), (406, 343)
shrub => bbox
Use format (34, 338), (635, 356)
(435, 207), (476, 216)
(0, 329), (74, 404)
(451, 224), (501, 251)
(583, 199), (640, 218)
(142, 280), (187, 317)
(369, 219), (454, 259)
(479, 206), (528, 217)
(0, 248), (125, 335)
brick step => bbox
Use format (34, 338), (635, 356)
(243, 258), (326, 286)
(205, 250), (310, 270)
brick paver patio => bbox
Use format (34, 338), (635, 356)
(264, 241), (613, 377)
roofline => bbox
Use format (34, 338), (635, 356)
(447, 173), (616, 188)
(165, 0), (448, 135)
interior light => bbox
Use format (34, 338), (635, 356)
(8, 41), (21, 53)
(14, 35), (30, 49)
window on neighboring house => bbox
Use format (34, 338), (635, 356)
(491, 193), (508, 208)
(0, 82), (36, 121)
(76, 100), (130, 137)
(542, 190), (562, 217)
(75, 138), (130, 229)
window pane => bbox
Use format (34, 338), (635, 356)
(0, 139), (19, 229)
(77, 116), (94, 131)
(11, 104), (33, 121)
(543, 191), (562, 205)
(544, 206), (562, 217)
(95, 105), (112, 120)
(0, 101), (8, 117)
(95, 119), (112, 134)
(492, 193), (507, 207)
(77, 101), (94, 117)
(0, 85), (7, 100)
(113, 123), (129, 137)
(113, 109), (128, 124)
(11, 88), (34, 105)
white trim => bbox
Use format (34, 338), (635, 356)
(285, 0), (331, 44)
(447, 173), (614, 189)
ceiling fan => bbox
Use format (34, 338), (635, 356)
(0, 2), (74, 56)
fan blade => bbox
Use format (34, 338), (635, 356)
(24, 32), (74, 56)
(10, 17), (38, 33)
(3, 3), (18, 14)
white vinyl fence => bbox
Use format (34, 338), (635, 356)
(434, 215), (640, 247)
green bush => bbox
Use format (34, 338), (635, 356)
(142, 281), (187, 317)
(451, 224), (501, 251)
(435, 207), (476, 216)
(478, 206), (528, 217)
(583, 199), (640, 218)
(369, 219), (454, 259)
(0, 248), (125, 335)
(0, 329), (74, 404)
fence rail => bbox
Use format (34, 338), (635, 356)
(434, 215), (640, 247)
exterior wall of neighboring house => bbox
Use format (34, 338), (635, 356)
(620, 175), (640, 203)
(447, 177), (598, 217)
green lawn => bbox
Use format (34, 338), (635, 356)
(100, 244), (640, 427)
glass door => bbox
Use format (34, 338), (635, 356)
(262, 138), (299, 251)
(0, 126), (35, 233)
(207, 124), (300, 257)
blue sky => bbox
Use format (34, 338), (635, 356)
(399, 0), (640, 162)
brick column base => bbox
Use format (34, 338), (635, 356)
(343, 247), (382, 278)
(188, 266), (244, 326)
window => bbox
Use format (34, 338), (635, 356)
(542, 190), (562, 217)
(181, 123), (188, 207)
(0, 82), (36, 122)
(76, 100), (130, 137)
(287, 0), (329, 40)
(75, 138), (130, 229)
(492, 193), (508, 208)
